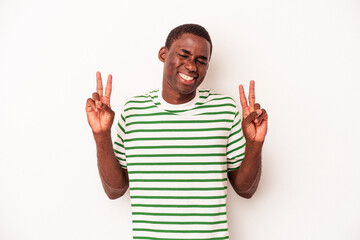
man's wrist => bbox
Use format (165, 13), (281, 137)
(245, 140), (264, 155)
(93, 130), (112, 142)
(246, 140), (264, 148)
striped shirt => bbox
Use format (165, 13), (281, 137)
(114, 89), (246, 240)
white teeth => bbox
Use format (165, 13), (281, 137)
(179, 73), (194, 81)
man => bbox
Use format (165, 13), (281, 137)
(86, 24), (268, 239)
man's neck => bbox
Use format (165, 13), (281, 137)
(161, 82), (196, 105)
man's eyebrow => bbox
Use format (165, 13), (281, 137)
(180, 49), (191, 54)
(181, 49), (208, 61)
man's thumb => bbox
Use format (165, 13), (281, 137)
(99, 102), (113, 113)
(243, 110), (262, 125)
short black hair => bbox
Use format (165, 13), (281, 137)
(165, 23), (212, 56)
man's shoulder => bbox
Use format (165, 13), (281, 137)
(198, 89), (237, 105)
(123, 89), (160, 107)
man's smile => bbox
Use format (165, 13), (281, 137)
(178, 72), (196, 85)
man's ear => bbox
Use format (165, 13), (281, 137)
(158, 46), (167, 63)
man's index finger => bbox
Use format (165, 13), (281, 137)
(239, 84), (248, 110)
(105, 74), (112, 98)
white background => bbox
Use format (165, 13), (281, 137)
(1, 0), (360, 239)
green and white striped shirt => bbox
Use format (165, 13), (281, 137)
(114, 89), (246, 240)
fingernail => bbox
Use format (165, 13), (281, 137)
(256, 109), (262, 115)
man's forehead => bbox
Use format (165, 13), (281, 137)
(171, 33), (210, 54)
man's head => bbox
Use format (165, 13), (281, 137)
(165, 24), (213, 57)
(159, 24), (212, 104)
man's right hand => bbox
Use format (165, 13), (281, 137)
(86, 71), (115, 133)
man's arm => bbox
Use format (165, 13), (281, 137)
(86, 72), (129, 199)
(228, 142), (262, 199)
(94, 131), (129, 199)
(228, 80), (268, 199)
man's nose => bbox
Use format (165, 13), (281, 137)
(185, 59), (197, 72)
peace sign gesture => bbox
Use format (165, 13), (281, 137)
(86, 72), (115, 133)
(239, 80), (268, 143)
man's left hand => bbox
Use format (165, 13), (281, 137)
(239, 80), (268, 143)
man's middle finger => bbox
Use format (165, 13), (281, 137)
(249, 80), (255, 112)
(96, 71), (103, 97)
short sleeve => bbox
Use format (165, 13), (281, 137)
(226, 110), (246, 171)
(113, 113), (127, 169)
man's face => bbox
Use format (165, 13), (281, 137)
(159, 33), (211, 102)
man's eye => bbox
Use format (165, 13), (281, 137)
(178, 54), (187, 58)
(197, 60), (206, 65)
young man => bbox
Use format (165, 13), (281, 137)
(86, 24), (268, 239)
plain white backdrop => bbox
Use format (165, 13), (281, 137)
(1, 0), (360, 239)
